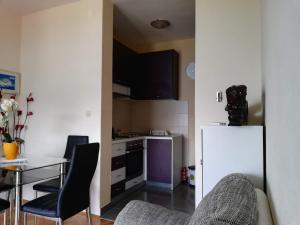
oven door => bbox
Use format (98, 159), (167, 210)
(125, 148), (143, 180)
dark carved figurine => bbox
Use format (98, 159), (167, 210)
(225, 85), (248, 126)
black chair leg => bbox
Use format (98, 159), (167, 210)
(4, 189), (14, 225)
(4, 209), (8, 225)
(86, 207), (92, 225)
(34, 191), (38, 225)
(6, 190), (11, 225)
(23, 212), (27, 225)
(58, 218), (64, 225)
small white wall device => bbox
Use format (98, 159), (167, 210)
(216, 91), (223, 102)
(186, 62), (195, 80)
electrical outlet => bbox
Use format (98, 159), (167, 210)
(216, 91), (223, 102)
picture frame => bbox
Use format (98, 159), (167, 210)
(0, 69), (20, 94)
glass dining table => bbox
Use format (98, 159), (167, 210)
(0, 157), (69, 225)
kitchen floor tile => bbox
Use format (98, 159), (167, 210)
(101, 184), (195, 221)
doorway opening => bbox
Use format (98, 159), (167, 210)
(102, 0), (196, 220)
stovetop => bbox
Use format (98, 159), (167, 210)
(112, 132), (144, 140)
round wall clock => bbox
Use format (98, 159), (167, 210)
(186, 62), (195, 80)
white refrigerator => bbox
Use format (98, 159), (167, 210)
(200, 126), (264, 199)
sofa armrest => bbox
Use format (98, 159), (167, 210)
(114, 200), (190, 225)
(256, 189), (274, 225)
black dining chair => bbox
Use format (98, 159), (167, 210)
(1, 181), (14, 225)
(0, 198), (10, 225)
(22, 143), (99, 225)
(0, 184), (14, 204)
(0, 184), (13, 193)
(32, 135), (89, 195)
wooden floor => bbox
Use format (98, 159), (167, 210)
(0, 212), (114, 225)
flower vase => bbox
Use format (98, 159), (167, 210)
(3, 142), (19, 160)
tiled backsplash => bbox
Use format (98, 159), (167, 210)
(113, 99), (190, 165)
(130, 100), (188, 133)
(113, 98), (132, 132)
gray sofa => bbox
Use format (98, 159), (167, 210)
(114, 174), (258, 225)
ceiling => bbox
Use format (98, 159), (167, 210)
(0, 0), (195, 44)
(113, 0), (195, 45)
(0, 0), (79, 15)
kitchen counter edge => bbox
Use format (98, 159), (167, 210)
(112, 134), (182, 144)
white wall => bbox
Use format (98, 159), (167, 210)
(262, 0), (300, 224)
(0, 6), (21, 72)
(0, 6), (21, 200)
(195, 0), (262, 203)
(20, 0), (103, 215)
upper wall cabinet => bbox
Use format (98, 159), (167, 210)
(113, 40), (137, 86)
(131, 50), (179, 100)
(113, 39), (179, 100)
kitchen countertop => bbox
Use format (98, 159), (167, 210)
(112, 134), (182, 144)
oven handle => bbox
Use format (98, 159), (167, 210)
(126, 148), (143, 154)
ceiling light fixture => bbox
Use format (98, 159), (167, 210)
(150, 19), (171, 29)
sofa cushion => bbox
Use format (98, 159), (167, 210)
(189, 173), (258, 225)
(114, 200), (190, 225)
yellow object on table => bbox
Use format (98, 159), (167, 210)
(3, 142), (19, 160)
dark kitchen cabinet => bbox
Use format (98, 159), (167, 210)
(147, 139), (172, 184)
(111, 155), (125, 171)
(113, 40), (179, 100)
(111, 180), (125, 198)
(113, 40), (137, 86)
(131, 50), (179, 100)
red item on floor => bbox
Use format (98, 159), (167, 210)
(181, 166), (188, 183)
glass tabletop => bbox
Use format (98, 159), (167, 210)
(0, 157), (69, 172)
(0, 157), (69, 186)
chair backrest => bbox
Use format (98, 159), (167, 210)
(57, 143), (99, 220)
(63, 135), (89, 159)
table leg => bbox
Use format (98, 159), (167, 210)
(60, 163), (65, 188)
(14, 170), (22, 225)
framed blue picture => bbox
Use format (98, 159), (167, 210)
(0, 69), (20, 94)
